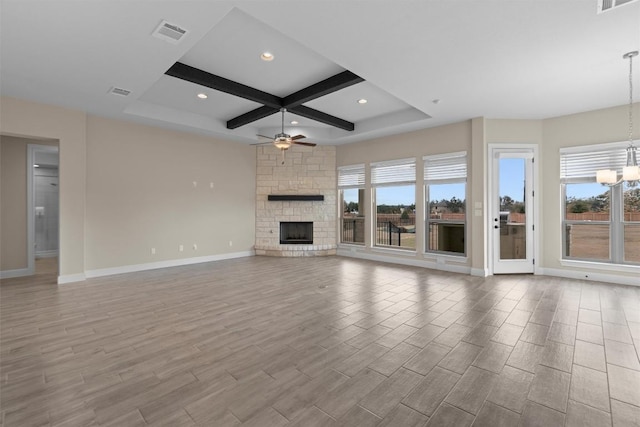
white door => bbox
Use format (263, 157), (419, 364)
(490, 147), (536, 274)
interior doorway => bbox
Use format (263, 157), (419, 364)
(30, 144), (59, 276)
(489, 145), (538, 274)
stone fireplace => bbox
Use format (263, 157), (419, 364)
(254, 145), (337, 257)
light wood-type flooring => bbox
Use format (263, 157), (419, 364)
(1, 256), (639, 426)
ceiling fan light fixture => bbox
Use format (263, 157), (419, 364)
(274, 133), (292, 149)
(260, 52), (274, 61)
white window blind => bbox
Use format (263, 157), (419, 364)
(560, 145), (628, 182)
(337, 164), (365, 188)
(371, 158), (415, 185)
(424, 152), (467, 183)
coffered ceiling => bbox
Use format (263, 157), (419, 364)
(1, 1), (638, 145)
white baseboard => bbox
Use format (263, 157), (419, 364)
(470, 268), (489, 277)
(337, 248), (471, 275)
(84, 250), (255, 280)
(36, 250), (58, 258)
(538, 267), (640, 287)
(0, 267), (33, 279)
(58, 273), (86, 284)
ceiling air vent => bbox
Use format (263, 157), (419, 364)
(109, 87), (131, 97)
(597, 0), (639, 13)
(152, 20), (188, 44)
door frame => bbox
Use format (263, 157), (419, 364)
(28, 144), (60, 275)
(487, 143), (540, 275)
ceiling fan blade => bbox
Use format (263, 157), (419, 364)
(250, 141), (274, 146)
(291, 134), (307, 141)
(292, 141), (316, 147)
(256, 134), (274, 140)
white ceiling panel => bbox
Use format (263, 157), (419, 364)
(179, 8), (345, 96)
(138, 75), (262, 121)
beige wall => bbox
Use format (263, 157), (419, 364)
(338, 106), (638, 283)
(85, 116), (255, 270)
(1, 137), (28, 270)
(1, 96), (256, 280)
(0, 136), (58, 271)
(470, 118), (487, 273)
(337, 121), (471, 166)
(486, 104), (639, 281)
(337, 121), (472, 269)
(540, 104), (639, 279)
(3, 94), (636, 283)
(1, 97), (86, 277)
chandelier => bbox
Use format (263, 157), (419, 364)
(596, 51), (639, 187)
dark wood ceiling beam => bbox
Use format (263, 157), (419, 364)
(227, 106), (279, 129)
(165, 62), (282, 108)
(288, 105), (355, 131)
(166, 61), (359, 131)
(282, 71), (364, 108)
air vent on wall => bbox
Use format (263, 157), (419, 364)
(597, 0), (639, 13)
(152, 20), (188, 43)
(109, 87), (131, 97)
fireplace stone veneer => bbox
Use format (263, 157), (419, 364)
(254, 145), (337, 257)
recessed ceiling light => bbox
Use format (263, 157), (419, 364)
(197, 93), (208, 99)
(261, 52), (274, 61)
(290, 120), (299, 125)
(357, 98), (368, 104)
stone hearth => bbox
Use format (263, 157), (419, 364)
(255, 145), (337, 257)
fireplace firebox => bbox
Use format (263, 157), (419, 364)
(280, 222), (313, 244)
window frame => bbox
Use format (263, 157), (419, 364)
(338, 164), (365, 245)
(560, 141), (639, 266)
(424, 151), (468, 256)
(621, 181), (640, 263)
(561, 181), (612, 262)
(370, 158), (416, 251)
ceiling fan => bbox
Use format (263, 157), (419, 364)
(252, 108), (316, 163)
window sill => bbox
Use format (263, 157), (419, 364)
(424, 252), (469, 263)
(338, 242), (365, 247)
(559, 259), (640, 274)
(371, 246), (418, 256)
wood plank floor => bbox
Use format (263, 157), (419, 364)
(1, 256), (639, 426)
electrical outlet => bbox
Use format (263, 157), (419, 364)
(193, 244), (197, 250)
(229, 240), (233, 247)
(210, 182), (214, 189)
(192, 181), (197, 188)
(151, 247), (156, 255)
(179, 244), (184, 252)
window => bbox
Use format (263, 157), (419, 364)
(564, 183), (610, 260)
(560, 143), (638, 265)
(424, 152), (467, 255)
(371, 158), (416, 249)
(338, 164), (365, 244)
(623, 181), (640, 263)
